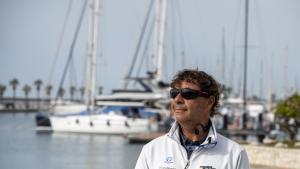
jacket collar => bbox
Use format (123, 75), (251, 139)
(167, 119), (218, 147)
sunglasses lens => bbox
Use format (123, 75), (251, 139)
(181, 89), (199, 99)
(170, 88), (208, 99)
(170, 89), (180, 99)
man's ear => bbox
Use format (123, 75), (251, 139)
(207, 96), (215, 107)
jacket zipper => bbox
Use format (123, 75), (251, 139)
(184, 161), (190, 169)
(167, 133), (198, 169)
(184, 148), (196, 169)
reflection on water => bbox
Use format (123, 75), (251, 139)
(0, 113), (143, 169)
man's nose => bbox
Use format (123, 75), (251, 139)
(174, 93), (184, 103)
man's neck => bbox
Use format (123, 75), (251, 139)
(179, 121), (210, 142)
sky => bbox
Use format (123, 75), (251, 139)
(0, 0), (299, 100)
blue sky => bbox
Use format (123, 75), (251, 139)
(0, 0), (299, 100)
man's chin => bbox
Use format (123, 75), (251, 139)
(174, 114), (188, 123)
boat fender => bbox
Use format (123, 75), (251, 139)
(106, 120), (110, 126)
(125, 121), (130, 128)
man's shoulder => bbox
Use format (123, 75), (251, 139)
(216, 133), (245, 153)
(142, 133), (171, 149)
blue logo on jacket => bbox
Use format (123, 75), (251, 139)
(164, 156), (174, 164)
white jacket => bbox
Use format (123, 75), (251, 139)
(135, 121), (250, 169)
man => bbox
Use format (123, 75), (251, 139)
(135, 69), (250, 169)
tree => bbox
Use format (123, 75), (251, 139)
(45, 84), (53, 99)
(9, 78), (19, 100)
(58, 87), (65, 99)
(275, 93), (300, 141)
(69, 86), (76, 101)
(0, 84), (6, 103)
(0, 84), (6, 97)
(22, 84), (31, 109)
(34, 79), (43, 109)
(98, 86), (103, 95)
(79, 87), (85, 101)
(221, 84), (232, 99)
(34, 79), (43, 99)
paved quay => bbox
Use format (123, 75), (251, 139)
(244, 145), (300, 169)
(252, 165), (286, 169)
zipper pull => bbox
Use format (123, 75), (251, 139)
(184, 161), (190, 169)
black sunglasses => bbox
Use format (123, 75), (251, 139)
(170, 88), (210, 100)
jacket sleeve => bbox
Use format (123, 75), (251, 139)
(135, 146), (149, 169)
(236, 149), (250, 169)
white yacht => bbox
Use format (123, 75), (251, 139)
(50, 105), (159, 134)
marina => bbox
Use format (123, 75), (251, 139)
(1, 0), (300, 168)
(0, 112), (294, 169)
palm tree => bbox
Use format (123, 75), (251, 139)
(9, 78), (19, 101)
(45, 84), (53, 100)
(34, 79), (43, 98)
(0, 84), (6, 103)
(79, 87), (85, 101)
(22, 84), (31, 109)
(34, 79), (43, 109)
(69, 86), (76, 101)
(98, 86), (103, 95)
(58, 87), (65, 99)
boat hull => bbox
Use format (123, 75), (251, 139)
(50, 114), (155, 134)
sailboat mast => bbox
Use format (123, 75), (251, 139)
(284, 46), (289, 97)
(85, 0), (100, 109)
(242, 0), (249, 115)
(154, 0), (168, 82)
(221, 27), (226, 84)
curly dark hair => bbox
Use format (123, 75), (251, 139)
(170, 69), (220, 117)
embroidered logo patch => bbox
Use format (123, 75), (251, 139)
(164, 156), (174, 164)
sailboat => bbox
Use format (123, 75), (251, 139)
(95, 0), (170, 107)
(49, 0), (163, 134)
(93, 0), (171, 121)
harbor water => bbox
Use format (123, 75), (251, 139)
(0, 113), (142, 169)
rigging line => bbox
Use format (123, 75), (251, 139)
(170, 0), (176, 74)
(192, 0), (205, 69)
(238, 52), (243, 97)
(163, 0), (173, 80)
(69, 57), (75, 88)
(124, 0), (154, 87)
(47, 0), (73, 85)
(132, 0), (143, 30)
(97, 49), (104, 93)
(221, 28), (227, 85)
(68, 58), (73, 95)
(54, 0), (89, 102)
(81, 44), (87, 91)
(136, 18), (155, 79)
(254, 0), (267, 54)
(254, 0), (267, 97)
(229, 0), (243, 93)
(97, 3), (104, 93)
(130, 18), (154, 88)
(233, 0), (244, 46)
(70, 57), (79, 95)
(175, 0), (186, 68)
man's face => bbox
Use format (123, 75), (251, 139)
(171, 81), (213, 126)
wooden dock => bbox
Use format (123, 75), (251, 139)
(125, 132), (166, 144)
